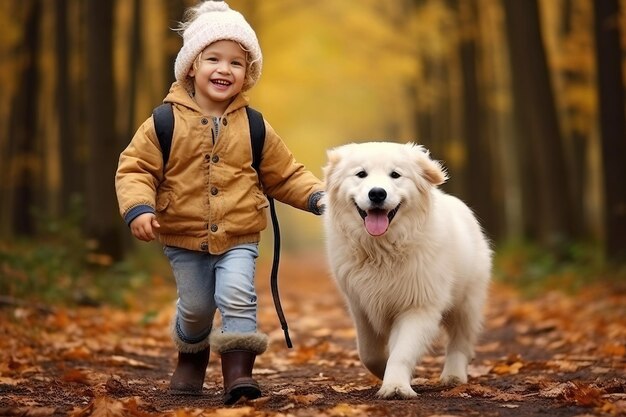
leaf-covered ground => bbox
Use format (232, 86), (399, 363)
(1, 252), (625, 416)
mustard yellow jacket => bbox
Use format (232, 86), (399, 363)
(115, 82), (324, 254)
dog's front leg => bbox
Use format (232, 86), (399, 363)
(377, 309), (441, 399)
(349, 303), (388, 380)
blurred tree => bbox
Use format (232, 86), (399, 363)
(85, 0), (122, 260)
(125, 0), (141, 145)
(554, 0), (590, 240)
(8, 0), (40, 236)
(56, 0), (82, 212)
(502, 0), (576, 247)
(593, 0), (626, 262)
(454, 0), (503, 239)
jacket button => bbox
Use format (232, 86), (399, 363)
(222, 118), (228, 126)
(211, 187), (218, 195)
(200, 242), (208, 251)
(212, 155), (219, 163)
(201, 118), (209, 125)
(210, 224), (218, 232)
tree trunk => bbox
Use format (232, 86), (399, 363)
(56, 0), (81, 212)
(85, 0), (122, 259)
(8, 0), (41, 236)
(593, 0), (626, 262)
(557, 0), (587, 240)
(456, 0), (502, 240)
(502, 0), (575, 247)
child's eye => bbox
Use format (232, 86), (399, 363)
(206, 57), (218, 62)
(232, 61), (244, 67)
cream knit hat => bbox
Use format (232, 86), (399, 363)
(174, 1), (262, 91)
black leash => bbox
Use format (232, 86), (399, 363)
(268, 197), (292, 348)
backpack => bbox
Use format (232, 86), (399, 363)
(152, 103), (293, 348)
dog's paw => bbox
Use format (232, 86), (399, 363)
(376, 383), (417, 399)
(439, 373), (467, 386)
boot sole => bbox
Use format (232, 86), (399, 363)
(223, 384), (261, 405)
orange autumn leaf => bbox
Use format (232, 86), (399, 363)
(61, 368), (91, 385)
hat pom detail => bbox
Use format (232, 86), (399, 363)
(197, 1), (230, 13)
(174, 1), (262, 92)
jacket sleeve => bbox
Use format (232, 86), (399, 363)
(115, 117), (165, 225)
(258, 120), (324, 214)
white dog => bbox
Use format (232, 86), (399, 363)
(322, 142), (492, 399)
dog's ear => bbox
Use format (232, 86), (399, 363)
(326, 148), (341, 166)
(413, 145), (448, 186)
(323, 148), (341, 179)
(421, 158), (448, 186)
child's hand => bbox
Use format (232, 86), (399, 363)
(130, 213), (160, 242)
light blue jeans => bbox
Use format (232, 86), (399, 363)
(164, 244), (259, 345)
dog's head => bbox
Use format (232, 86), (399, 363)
(323, 142), (447, 237)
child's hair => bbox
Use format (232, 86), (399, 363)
(174, 1), (262, 93)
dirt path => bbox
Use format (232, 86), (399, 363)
(1, 252), (625, 416)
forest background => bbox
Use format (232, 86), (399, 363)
(1, 0), (626, 304)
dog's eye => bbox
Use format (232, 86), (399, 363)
(390, 171), (401, 179)
(356, 170), (368, 178)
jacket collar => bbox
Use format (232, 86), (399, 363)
(163, 82), (249, 116)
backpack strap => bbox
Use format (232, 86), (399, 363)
(246, 106), (265, 173)
(246, 106), (292, 349)
(152, 103), (174, 170)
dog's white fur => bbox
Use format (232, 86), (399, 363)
(323, 142), (492, 399)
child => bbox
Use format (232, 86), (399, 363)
(115, 1), (324, 404)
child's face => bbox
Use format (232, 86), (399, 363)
(189, 40), (247, 109)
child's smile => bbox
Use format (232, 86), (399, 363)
(211, 79), (232, 88)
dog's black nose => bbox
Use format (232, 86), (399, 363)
(368, 188), (387, 204)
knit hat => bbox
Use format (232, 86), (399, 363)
(174, 1), (262, 91)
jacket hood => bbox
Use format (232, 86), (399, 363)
(163, 82), (249, 115)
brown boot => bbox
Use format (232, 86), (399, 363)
(221, 349), (261, 404)
(169, 348), (210, 395)
(210, 330), (268, 405)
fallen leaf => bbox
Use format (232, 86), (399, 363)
(328, 404), (372, 416)
(71, 396), (125, 417)
(0, 407), (58, 417)
(468, 364), (493, 378)
(0, 376), (26, 385)
(106, 355), (155, 369)
(272, 387), (295, 395)
(426, 415), (464, 417)
(62, 346), (92, 360)
(288, 393), (324, 405)
(475, 341), (501, 353)
(547, 360), (583, 372)
(331, 384), (370, 393)
(600, 343), (626, 357)
(207, 407), (256, 417)
(61, 369), (91, 385)
(539, 381), (604, 407)
(443, 384), (524, 401)
(491, 361), (523, 375)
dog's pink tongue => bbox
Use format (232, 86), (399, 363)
(364, 210), (389, 236)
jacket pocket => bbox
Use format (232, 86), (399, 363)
(255, 192), (269, 211)
(156, 192), (172, 212)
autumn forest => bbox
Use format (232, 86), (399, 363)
(1, 0), (626, 416)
